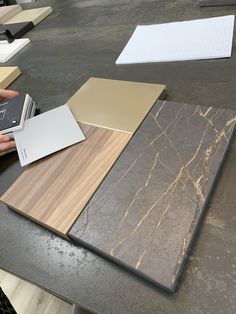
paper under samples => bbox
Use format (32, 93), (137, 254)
(116, 15), (235, 64)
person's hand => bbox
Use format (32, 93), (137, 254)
(0, 89), (19, 100)
(0, 89), (19, 156)
(0, 134), (16, 156)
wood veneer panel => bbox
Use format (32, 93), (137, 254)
(0, 5), (22, 25)
(1, 123), (131, 236)
(0, 67), (21, 89)
(67, 77), (166, 134)
(4, 7), (52, 26)
(69, 101), (236, 291)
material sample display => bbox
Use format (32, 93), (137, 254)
(0, 66), (21, 89)
(69, 100), (236, 291)
(0, 22), (34, 39)
(3, 7), (53, 26)
(67, 77), (166, 134)
(0, 38), (30, 62)
(116, 15), (235, 64)
(13, 104), (85, 166)
(0, 93), (35, 136)
(1, 124), (131, 236)
(0, 5), (22, 25)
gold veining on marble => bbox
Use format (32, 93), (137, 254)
(116, 152), (160, 233)
(109, 111), (235, 263)
(70, 101), (236, 290)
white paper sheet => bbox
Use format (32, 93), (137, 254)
(0, 38), (30, 62)
(116, 15), (235, 64)
(14, 105), (85, 166)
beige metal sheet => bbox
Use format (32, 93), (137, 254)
(67, 77), (166, 134)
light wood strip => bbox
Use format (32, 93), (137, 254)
(0, 67), (21, 89)
(1, 123), (131, 236)
(0, 5), (22, 24)
(4, 7), (52, 26)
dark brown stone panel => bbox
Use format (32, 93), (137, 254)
(69, 100), (236, 291)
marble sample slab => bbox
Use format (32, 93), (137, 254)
(0, 66), (21, 89)
(199, 0), (236, 6)
(1, 124), (131, 236)
(0, 22), (34, 39)
(67, 77), (166, 134)
(69, 101), (236, 292)
(0, 5), (22, 25)
(3, 7), (52, 26)
(0, 38), (30, 62)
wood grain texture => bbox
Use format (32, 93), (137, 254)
(69, 101), (236, 291)
(1, 123), (131, 236)
(0, 67), (21, 89)
(0, 5), (22, 25)
(3, 7), (53, 26)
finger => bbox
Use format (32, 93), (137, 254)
(0, 134), (11, 142)
(0, 147), (16, 157)
(0, 89), (19, 100)
(0, 140), (16, 153)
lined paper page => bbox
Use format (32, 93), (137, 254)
(116, 15), (235, 64)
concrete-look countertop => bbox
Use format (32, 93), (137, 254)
(0, 0), (236, 313)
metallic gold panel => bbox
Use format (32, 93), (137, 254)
(67, 77), (166, 134)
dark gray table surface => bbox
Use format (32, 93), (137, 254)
(0, 1), (236, 313)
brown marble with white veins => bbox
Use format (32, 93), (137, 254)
(69, 100), (236, 292)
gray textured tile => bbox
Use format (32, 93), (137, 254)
(69, 100), (236, 292)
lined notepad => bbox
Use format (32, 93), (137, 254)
(116, 15), (235, 64)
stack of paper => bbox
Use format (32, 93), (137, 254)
(0, 38), (30, 62)
(0, 94), (35, 136)
(116, 15), (235, 64)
